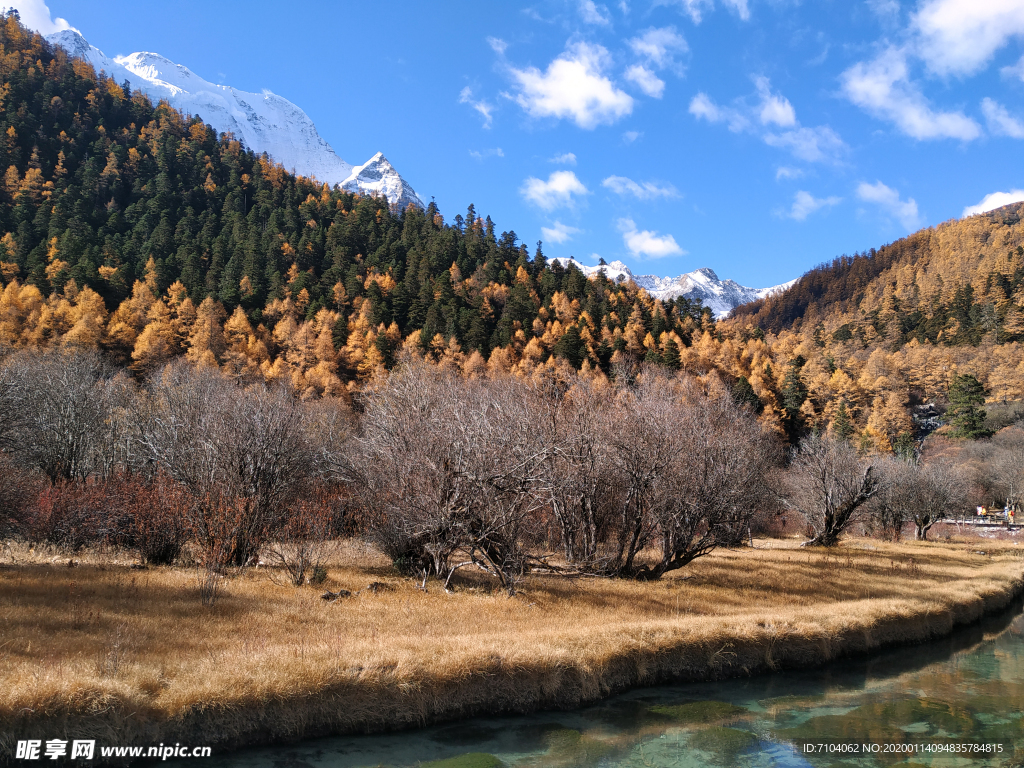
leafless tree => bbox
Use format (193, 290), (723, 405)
(972, 425), (1024, 518)
(909, 461), (970, 540)
(355, 363), (547, 594)
(788, 432), (879, 547)
(136, 362), (314, 566)
(605, 374), (780, 579)
(538, 375), (619, 568)
(2, 349), (116, 482)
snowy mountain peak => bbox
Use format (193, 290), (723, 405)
(690, 267), (720, 282)
(550, 257), (793, 318)
(44, 29), (424, 210)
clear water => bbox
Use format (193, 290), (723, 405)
(183, 603), (1024, 768)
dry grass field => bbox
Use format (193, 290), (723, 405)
(2, 537), (1023, 755)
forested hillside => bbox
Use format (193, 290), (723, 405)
(0, 10), (1021, 452)
(0, 13), (714, 394)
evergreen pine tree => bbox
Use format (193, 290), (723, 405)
(947, 374), (991, 439)
(731, 375), (763, 414)
(833, 400), (854, 440)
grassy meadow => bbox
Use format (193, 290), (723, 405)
(2, 537), (1023, 755)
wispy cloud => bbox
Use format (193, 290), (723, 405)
(622, 130), (642, 143)
(521, 171), (590, 210)
(469, 148), (505, 160)
(602, 175), (679, 199)
(459, 86), (495, 129)
(981, 98), (1024, 139)
(787, 190), (841, 221)
(549, 152), (578, 165)
(618, 217), (684, 258)
(661, 0), (747, 23)
(627, 26), (688, 72)
(578, 0), (612, 25)
(691, 77), (846, 163)
(840, 47), (981, 141)
(857, 180), (922, 231)
(763, 126), (846, 163)
(624, 65), (665, 98)
(541, 220), (582, 243)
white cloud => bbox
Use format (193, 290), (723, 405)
(857, 181), (922, 231)
(692, 82), (844, 163)
(662, 0), (747, 22)
(840, 47), (981, 141)
(624, 65), (665, 98)
(579, 0), (612, 25)
(541, 220), (582, 243)
(787, 190), (842, 221)
(754, 76), (796, 127)
(3, 0), (76, 34)
(670, 0), (714, 23)
(459, 87), (495, 129)
(913, 0), (1024, 76)
(981, 98), (1024, 139)
(469, 148), (504, 160)
(487, 37), (508, 55)
(721, 0), (751, 20)
(602, 175), (679, 199)
(1003, 54), (1024, 81)
(627, 26), (688, 71)
(776, 166), (804, 180)
(618, 218), (684, 258)
(507, 42), (634, 129)
(623, 130), (642, 143)
(962, 190), (1024, 217)
(550, 152), (578, 165)
(521, 171), (590, 210)
(867, 0), (901, 22)
(763, 126), (846, 163)
(688, 92), (750, 132)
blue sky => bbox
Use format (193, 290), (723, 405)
(14, 0), (1024, 287)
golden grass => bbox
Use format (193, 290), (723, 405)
(2, 537), (1022, 754)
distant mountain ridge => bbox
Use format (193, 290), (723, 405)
(45, 29), (425, 210)
(551, 258), (795, 318)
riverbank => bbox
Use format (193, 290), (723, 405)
(2, 538), (1023, 760)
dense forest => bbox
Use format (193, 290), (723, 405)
(0, 14), (712, 393)
(0, 11), (1022, 455)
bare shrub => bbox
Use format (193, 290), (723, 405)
(265, 488), (341, 586)
(24, 480), (121, 551)
(0, 452), (39, 540)
(119, 474), (190, 565)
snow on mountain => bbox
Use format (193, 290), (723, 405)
(44, 30), (424, 210)
(551, 258), (795, 318)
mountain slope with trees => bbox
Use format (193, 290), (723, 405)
(0, 10), (1020, 451)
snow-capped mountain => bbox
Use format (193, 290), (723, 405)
(551, 258), (795, 318)
(44, 29), (424, 210)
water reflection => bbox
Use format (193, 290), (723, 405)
(182, 603), (1024, 768)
